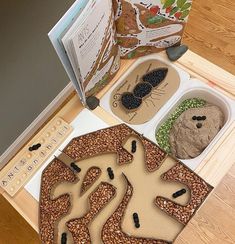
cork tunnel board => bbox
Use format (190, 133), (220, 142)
(39, 124), (212, 244)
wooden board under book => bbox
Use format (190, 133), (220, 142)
(0, 117), (73, 197)
(0, 50), (234, 236)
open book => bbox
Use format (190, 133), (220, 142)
(49, 0), (192, 105)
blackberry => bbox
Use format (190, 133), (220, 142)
(131, 140), (137, 153)
(196, 123), (202, 128)
(133, 212), (139, 220)
(61, 233), (67, 244)
(121, 92), (142, 110)
(70, 163), (81, 173)
(135, 222), (140, 228)
(107, 167), (114, 180)
(172, 189), (186, 198)
(29, 143), (41, 151)
(132, 212), (140, 228)
(142, 68), (168, 87)
(133, 82), (152, 98)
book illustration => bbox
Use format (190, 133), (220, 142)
(110, 59), (180, 124)
(49, 0), (192, 104)
(48, 0), (91, 104)
(39, 124), (212, 243)
(63, 0), (120, 97)
(81, 10), (121, 97)
(113, 0), (192, 58)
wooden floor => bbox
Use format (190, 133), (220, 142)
(175, 163), (235, 244)
(0, 0), (235, 243)
(183, 0), (235, 75)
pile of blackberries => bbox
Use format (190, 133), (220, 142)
(121, 68), (168, 110)
(172, 188), (186, 198)
(121, 92), (142, 110)
(142, 68), (168, 87)
(133, 212), (140, 228)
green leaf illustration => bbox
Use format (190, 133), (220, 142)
(127, 51), (136, 59)
(181, 2), (192, 11)
(180, 9), (190, 18)
(170, 7), (179, 15)
(163, 0), (175, 9)
(148, 16), (164, 24)
(176, 0), (187, 8)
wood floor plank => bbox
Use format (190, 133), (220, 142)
(175, 183), (235, 244)
(214, 174), (235, 209)
(183, 0), (235, 75)
(0, 195), (40, 244)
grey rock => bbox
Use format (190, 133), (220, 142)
(166, 45), (188, 61)
(86, 96), (100, 110)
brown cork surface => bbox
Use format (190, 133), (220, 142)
(39, 159), (77, 244)
(142, 138), (166, 172)
(81, 166), (102, 194)
(67, 182), (116, 243)
(63, 124), (167, 172)
(155, 161), (213, 225)
(39, 124), (212, 243)
(102, 174), (171, 244)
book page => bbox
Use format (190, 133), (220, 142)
(48, 0), (90, 104)
(113, 0), (192, 58)
(61, 0), (95, 95)
(70, 0), (120, 97)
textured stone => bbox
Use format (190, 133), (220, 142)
(86, 96), (100, 110)
(166, 45), (188, 61)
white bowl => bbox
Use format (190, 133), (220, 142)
(144, 78), (234, 170)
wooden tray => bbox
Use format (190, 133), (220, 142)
(0, 50), (234, 241)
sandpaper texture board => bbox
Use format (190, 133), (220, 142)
(110, 59), (180, 124)
(39, 124), (212, 244)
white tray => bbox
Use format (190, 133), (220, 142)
(144, 78), (235, 170)
(100, 54), (190, 133)
(100, 54), (235, 170)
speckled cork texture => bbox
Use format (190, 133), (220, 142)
(67, 182), (116, 243)
(63, 124), (167, 172)
(39, 124), (212, 243)
(81, 166), (102, 194)
(102, 174), (171, 244)
(39, 159), (77, 244)
(155, 161), (213, 225)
